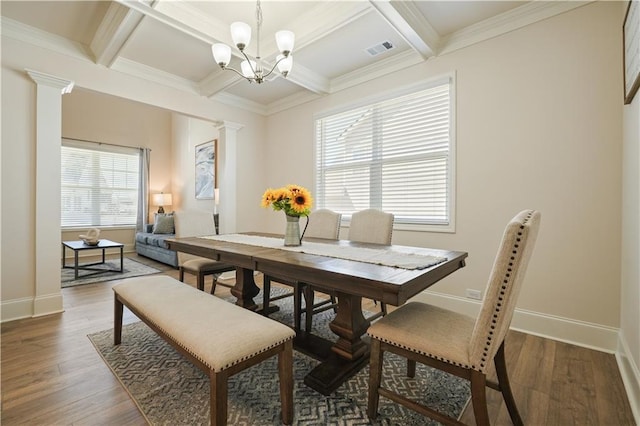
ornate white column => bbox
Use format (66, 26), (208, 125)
(26, 69), (74, 317)
(215, 121), (243, 234)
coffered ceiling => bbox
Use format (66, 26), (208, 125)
(1, 1), (588, 115)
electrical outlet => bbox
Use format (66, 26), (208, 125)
(465, 289), (482, 300)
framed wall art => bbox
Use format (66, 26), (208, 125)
(624, 0), (640, 104)
(194, 140), (217, 200)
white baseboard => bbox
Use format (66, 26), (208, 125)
(1, 297), (34, 322)
(617, 335), (640, 424)
(33, 293), (64, 317)
(1, 293), (64, 323)
(411, 290), (619, 352)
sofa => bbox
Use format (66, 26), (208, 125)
(135, 213), (178, 268)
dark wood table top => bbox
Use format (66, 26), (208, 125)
(167, 233), (467, 306)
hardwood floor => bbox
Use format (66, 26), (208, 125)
(1, 254), (636, 425)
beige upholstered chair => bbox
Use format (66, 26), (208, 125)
(349, 208), (394, 245)
(174, 210), (235, 294)
(367, 210), (541, 426)
(262, 209), (341, 330)
(303, 208), (394, 330)
(349, 209), (394, 319)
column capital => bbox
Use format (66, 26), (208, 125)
(26, 69), (74, 94)
(214, 120), (244, 132)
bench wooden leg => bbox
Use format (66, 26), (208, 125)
(114, 295), (123, 345)
(279, 340), (294, 425)
(210, 369), (229, 426)
(197, 272), (206, 291)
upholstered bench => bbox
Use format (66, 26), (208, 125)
(113, 275), (295, 425)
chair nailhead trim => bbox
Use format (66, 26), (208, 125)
(135, 315), (293, 372)
(478, 210), (534, 367)
(372, 337), (477, 371)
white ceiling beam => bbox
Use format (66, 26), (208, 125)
(90, 2), (145, 67)
(369, 0), (440, 59)
(113, 0), (217, 44)
(284, 1), (372, 52)
(199, 70), (244, 98)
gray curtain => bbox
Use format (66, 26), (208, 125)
(136, 148), (151, 233)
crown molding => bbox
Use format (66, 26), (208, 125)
(439, 1), (592, 55)
(266, 91), (322, 116)
(331, 49), (423, 94)
(110, 57), (199, 94)
(210, 92), (268, 116)
(199, 70), (243, 98)
(1, 17), (91, 61)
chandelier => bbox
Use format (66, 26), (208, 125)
(211, 0), (294, 84)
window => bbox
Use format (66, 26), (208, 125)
(314, 76), (455, 231)
(61, 139), (140, 228)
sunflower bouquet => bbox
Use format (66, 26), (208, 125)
(261, 184), (313, 217)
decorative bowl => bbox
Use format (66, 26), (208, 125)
(79, 235), (100, 246)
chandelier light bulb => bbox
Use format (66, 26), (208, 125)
(230, 21), (251, 50)
(275, 30), (295, 56)
(211, 43), (231, 67)
(276, 54), (293, 76)
(241, 60), (257, 78)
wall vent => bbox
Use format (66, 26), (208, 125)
(365, 41), (395, 56)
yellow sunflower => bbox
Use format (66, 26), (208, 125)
(289, 186), (313, 215)
(261, 184), (313, 216)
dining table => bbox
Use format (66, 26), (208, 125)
(166, 232), (468, 395)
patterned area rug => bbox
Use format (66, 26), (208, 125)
(89, 290), (470, 425)
(62, 258), (161, 288)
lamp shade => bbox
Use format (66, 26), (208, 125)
(277, 54), (293, 75)
(241, 60), (257, 78)
(152, 193), (172, 206)
(275, 30), (295, 55)
(230, 21), (251, 49)
(212, 43), (231, 67)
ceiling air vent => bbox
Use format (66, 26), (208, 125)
(365, 41), (395, 56)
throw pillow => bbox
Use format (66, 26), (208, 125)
(153, 213), (175, 234)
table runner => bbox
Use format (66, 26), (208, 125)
(201, 234), (446, 270)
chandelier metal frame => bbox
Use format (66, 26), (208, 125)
(211, 0), (294, 84)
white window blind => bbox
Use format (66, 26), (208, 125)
(61, 140), (140, 228)
(315, 77), (454, 228)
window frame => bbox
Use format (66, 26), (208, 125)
(313, 73), (456, 233)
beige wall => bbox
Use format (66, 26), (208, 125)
(61, 89), (173, 253)
(266, 1), (623, 331)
